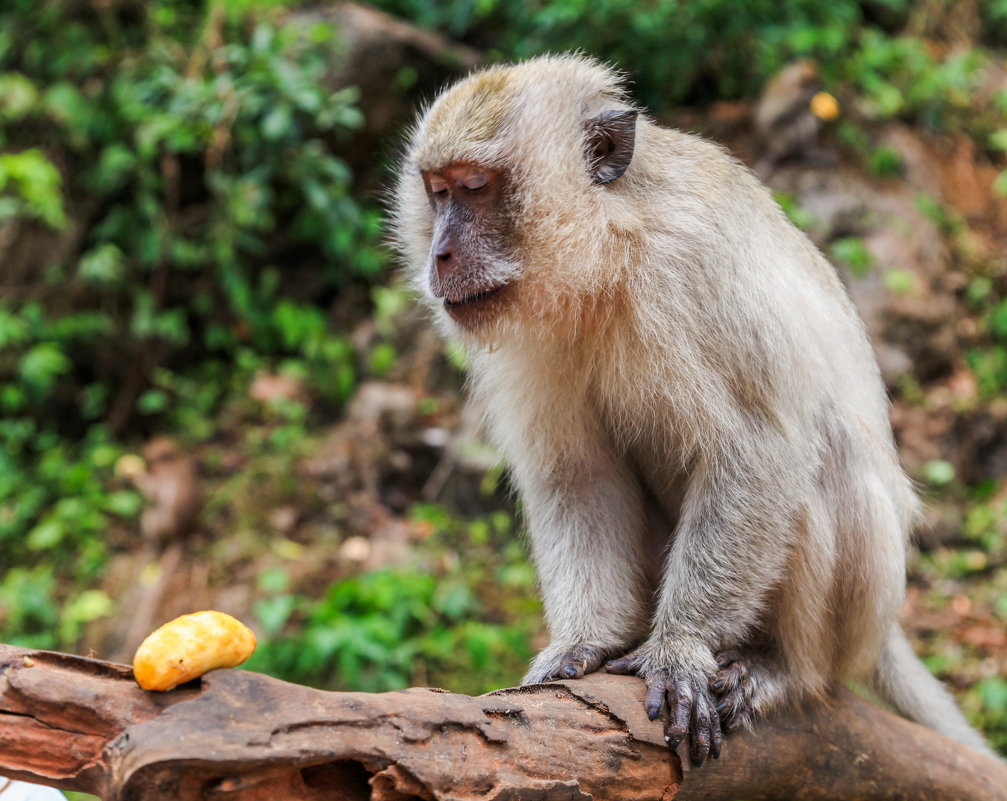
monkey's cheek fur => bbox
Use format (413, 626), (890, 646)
(132, 610), (257, 691)
(442, 283), (512, 328)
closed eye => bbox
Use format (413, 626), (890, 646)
(428, 174), (448, 195)
(463, 172), (488, 190)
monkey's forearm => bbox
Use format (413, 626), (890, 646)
(523, 459), (651, 645)
(655, 447), (798, 646)
(517, 446), (654, 684)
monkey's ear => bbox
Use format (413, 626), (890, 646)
(585, 110), (638, 185)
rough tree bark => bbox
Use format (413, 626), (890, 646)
(1, 643), (1005, 801)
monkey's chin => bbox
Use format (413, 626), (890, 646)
(442, 284), (510, 329)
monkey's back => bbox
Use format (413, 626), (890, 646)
(583, 123), (917, 679)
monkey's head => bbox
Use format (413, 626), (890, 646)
(392, 55), (640, 344)
(142, 436), (183, 469)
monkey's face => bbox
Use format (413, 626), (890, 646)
(394, 56), (641, 342)
(420, 163), (521, 331)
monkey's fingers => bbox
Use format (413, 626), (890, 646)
(663, 680), (693, 751)
(554, 643), (611, 680)
(644, 674), (668, 720)
(709, 658), (745, 696)
(710, 651), (754, 732)
(688, 679), (722, 766)
(709, 702), (723, 759)
(718, 694), (755, 733)
(603, 654), (639, 675)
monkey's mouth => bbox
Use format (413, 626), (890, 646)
(444, 285), (505, 308)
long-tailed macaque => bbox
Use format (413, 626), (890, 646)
(134, 436), (201, 545)
(753, 59), (827, 174)
(391, 54), (997, 766)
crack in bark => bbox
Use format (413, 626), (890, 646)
(0, 709), (105, 739)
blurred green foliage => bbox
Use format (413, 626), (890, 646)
(248, 509), (537, 695)
(0, 0), (381, 645)
(377, 0), (863, 105)
(0, 0), (378, 431)
(374, 0), (1002, 125)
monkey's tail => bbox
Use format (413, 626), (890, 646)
(870, 622), (1002, 761)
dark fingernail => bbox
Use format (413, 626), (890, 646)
(712, 679), (724, 692)
(716, 701), (728, 714)
(647, 704), (661, 721)
(560, 664), (579, 678)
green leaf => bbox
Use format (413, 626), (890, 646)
(137, 389), (169, 414)
(0, 149), (66, 228)
(922, 459), (956, 486)
(0, 309), (29, 347)
(19, 343), (71, 395)
(883, 269), (915, 295)
(79, 243), (125, 285)
(261, 105), (293, 140)
(254, 594), (297, 636)
(104, 490), (143, 518)
(994, 170), (1007, 199)
(257, 568), (292, 594)
(0, 72), (39, 121)
(27, 518), (65, 550)
(991, 300), (1007, 339)
(829, 237), (873, 276)
(368, 342), (397, 377)
(977, 677), (1007, 714)
(65, 589), (113, 623)
(989, 129), (1007, 152)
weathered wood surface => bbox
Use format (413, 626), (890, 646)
(1, 643), (1005, 800)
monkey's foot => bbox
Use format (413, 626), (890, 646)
(606, 643), (722, 767)
(523, 641), (630, 684)
(709, 650), (755, 732)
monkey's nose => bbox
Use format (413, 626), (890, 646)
(433, 236), (456, 282)
(432, 229), (458, 282)
(435, 248), (454, 283)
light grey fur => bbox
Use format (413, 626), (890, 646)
(391, 54), (998, 760)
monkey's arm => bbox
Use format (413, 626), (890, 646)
(494, 392), (653, 684)
(609, 434), (800, 764)
(658, 441), (795, 645)
(519, 444), (654, 682)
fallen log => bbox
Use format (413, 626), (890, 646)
(1, 643), (1004, 800)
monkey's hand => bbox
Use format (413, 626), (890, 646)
(523, 641), (632, 684)
(606, 637), (722, 766)
(709, 650), (756, 733)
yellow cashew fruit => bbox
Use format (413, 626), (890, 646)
(133, 610), (257, 691)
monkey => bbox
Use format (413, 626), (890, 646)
(131, 436), (202, 546)
(112, 436), (201, 660)
(390, 54), (999, 766)
(116, 436), (201, 545)
(753, 59), (838, 176)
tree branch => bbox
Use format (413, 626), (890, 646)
(1, 643), (1004, 800)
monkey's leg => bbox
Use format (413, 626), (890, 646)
(609, 441), (797, 766)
